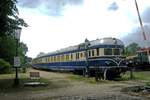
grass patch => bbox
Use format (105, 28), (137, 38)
(121, 71), (150, 81)
(133, 71), (150, 80)
(69, 71), (150, 84)
(68, 74), (111, 84)
(120, 71), (150, 87)
(69, 75), (85, 81)
(0, 72), (70, 93)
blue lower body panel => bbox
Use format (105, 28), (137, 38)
(32, 59), (127, 71)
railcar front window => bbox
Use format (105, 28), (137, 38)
(114, 48), (120, 55)
(104, 48), (112, 55)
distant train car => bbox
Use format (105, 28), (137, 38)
(137, 48), (150, 65)
(32, 37), (127, 79)
(128, 48), (150, 70)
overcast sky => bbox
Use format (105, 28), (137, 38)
(17, 0), (150, 58)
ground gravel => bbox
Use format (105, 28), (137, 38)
(0, 69), (149, 100)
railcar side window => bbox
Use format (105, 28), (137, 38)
(46, 57), (48, 63)
(113, 48), (120, 55)
(51, 56), (53, 62)
(48, 57), (51, 62)
(80, 52), (83, 58)
(66, 54), (69, 61)
(42, 58), (45, 63)
(104, 48), (112, 55)
(52, 56), (54, 62)
(70, 54), (73, 60)
(56, 56), (58, 62)
(76, 53), (79, 59)
(88, 50), (91, 57)
(92, 50), (94, 56)
(64, 55), (66, 61)
(54, 56), (56, 62)
(76, 53), (77, 59)
(83, 52), (86, 58)
(96, 48), (99, 56)
(58, 55), (60, 61)
(73, 53), (76, 61)
(47, 57), (48, 62)
(61, 55), (63, 61)
(78, 53), (80, 59)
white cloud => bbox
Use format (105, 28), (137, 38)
(18, 0), (150, 58)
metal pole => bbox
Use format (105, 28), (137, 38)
(14, 39), (19, 85)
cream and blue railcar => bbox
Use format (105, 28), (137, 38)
(32, 37), (127, 79)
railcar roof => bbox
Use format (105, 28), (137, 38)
(36, 37), (124, 58)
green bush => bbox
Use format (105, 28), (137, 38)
(0, 59), (11, 74)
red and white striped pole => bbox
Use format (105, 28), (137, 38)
(134, 0), (150, 62)
(134, 0), (147, 40)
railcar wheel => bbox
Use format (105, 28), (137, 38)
(103, 69), (122, 80)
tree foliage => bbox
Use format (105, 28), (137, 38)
(124, 43), (140, 56)
(0, 0), (28, 68)
(0, 58), (11, 74)
(0, 36), (28, 65)
(0, 36), (16, 64)
(0, 0), (28, 37)
(18, 42), (28, 64)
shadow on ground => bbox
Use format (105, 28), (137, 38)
(0, 77), (70, 93)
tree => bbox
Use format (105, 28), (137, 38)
(124, 43), (140, 56)
(0, 36), (16, 64)
(0, 0), (28, 67)
(0, 0), (28, 37)
(0, 36), (28, 65)
(18, 42), (28, 64)
(0, 58), (11, 74)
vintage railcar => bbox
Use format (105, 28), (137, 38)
(32, 37), (127, 79)
(127, 48), (150, 70)
(136, 48), (150, 65)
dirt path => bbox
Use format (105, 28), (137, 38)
(0, 69), (149, 100)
